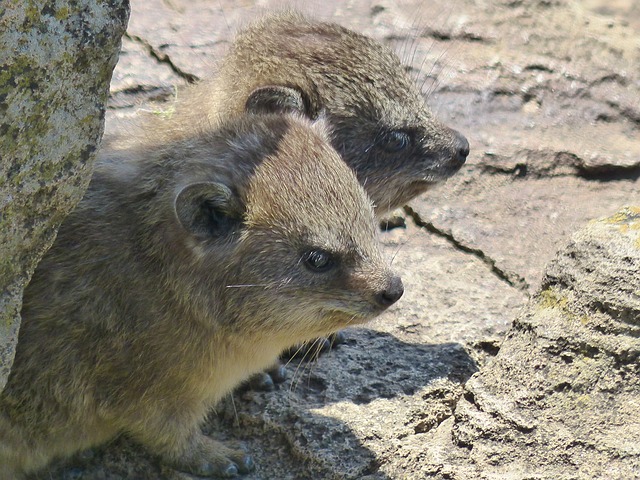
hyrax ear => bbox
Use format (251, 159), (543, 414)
(174, 182), (242, 238)
(245, 85), (308, 116)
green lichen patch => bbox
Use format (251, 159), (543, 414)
(537, 288), (569, 312)
(536, 287), (592, 327)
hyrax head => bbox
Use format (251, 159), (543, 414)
(208, 11), (468, 214)
(166, 114), (403, 344)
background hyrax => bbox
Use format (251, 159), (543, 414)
(0, 113), (403, 479)
(176, 10), (469, 215)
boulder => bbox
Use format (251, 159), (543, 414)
(420, 207), (640, 479)
(0, 1), (130, 390)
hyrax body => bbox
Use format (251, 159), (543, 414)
(176, 11), (469, 215)
(0, 114), (403, 478)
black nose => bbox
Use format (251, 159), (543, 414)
(375, 275), (404, 308)
(452, 130), (469, 167)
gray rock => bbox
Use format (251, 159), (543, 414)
(0, 1), (130, 390)
(420, 207), (640, 479)
(408, 170), (638, 292)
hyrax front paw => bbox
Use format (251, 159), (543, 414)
(282, 331), (347, 362)
(161, 432), (254, 478)
(245, 364), (288, 391)
(244, 332), (346, 392)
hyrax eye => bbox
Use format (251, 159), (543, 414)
(302, 249), (335, 273)
(378, 130), (411, 153)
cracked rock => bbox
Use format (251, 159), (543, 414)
(0, 0), (129, 391)
(410, 171), (638, 291)
(478, 149), (640, 180)
(421, 207), (640, 479)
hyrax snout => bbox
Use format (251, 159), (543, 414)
(0, 113), (401, 478)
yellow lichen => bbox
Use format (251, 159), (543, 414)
(55, 6), (69, 20)
(537, 288), (568, 311)
(537, 288), (594, 326)
(603, 206), (640, 225)
(602, 207), (640, 239)
(575, 394), (592, 408)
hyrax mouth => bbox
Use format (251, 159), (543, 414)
(323, 273), (405, 327)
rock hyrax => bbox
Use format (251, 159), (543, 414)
(0, 113), (403, 478)
(177, 10), (469, 215)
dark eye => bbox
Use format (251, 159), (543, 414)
(378, 130), (411, 153)
(302, 249), (335, 273)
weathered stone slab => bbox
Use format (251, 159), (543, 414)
(409, 169), (639, 292)
(108, 35), (184, 108)
(0, 0), (130, 391)
(416, 207), (640, 479)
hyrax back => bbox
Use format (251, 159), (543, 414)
(179, 11), (469, 214)
(0, 114), (403, 478)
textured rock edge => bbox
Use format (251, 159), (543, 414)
(424, 206), (640, 479)
(0, 1), (130, 390)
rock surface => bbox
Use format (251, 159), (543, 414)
(0, 1), (130, 390)
(411, 207), (640, 479)
(29, 0), (639, 478)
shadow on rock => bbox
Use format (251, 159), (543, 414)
(213, 329), (478, 479)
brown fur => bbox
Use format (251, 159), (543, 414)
(173, 11), (469, 215)
(0, 113), (402, 478)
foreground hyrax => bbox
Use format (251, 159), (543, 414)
(177, 10), (469, 215)
(0, 114), (403, 478)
